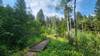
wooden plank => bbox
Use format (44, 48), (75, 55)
(29, 39), (49, 52)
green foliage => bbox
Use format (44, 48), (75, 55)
(38, 32), (100, 56)
(0, 0), (36, 55)
(77, 31), (100, 56)
(76, 11), (100, 32)
(38, 39), (83, 56)
(15, 0), (26, 14)
(60, 0), (71, 7)
(95, 0), (100, 20)
(0, 0), (100, 56)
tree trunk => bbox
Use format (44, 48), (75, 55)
(74, 0), (79, 48)
(74, 0), (77, 39)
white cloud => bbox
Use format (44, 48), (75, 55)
(25, 0), (63, 17)
(25, 0), (83, 17)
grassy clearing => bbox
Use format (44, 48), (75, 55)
(38, 31), (100, 56)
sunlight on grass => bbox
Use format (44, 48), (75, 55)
(46, 34), (68, 43)
(38, 31), (100, 56)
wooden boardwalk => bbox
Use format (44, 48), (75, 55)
(27, 39), (49, 56)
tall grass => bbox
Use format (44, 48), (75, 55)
(38, 31), (100, 56)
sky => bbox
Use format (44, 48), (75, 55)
(2, 0), (16, 7)
(2, 0), (96, 17)
(76, 0), (96, 16)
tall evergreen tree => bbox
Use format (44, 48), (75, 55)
(77, 12), (83, 21)
(95, 0), (100, 32)
(15, 0), (28, 23)
(76, 12), (83, 30)
(95, 0), (100, 20)
(36, 9), (45, 25)
(15, 0), (26, 14)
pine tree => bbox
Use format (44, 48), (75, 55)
(95, 0), (100, 33)
(76, 12), (83, 30)
(36, 9), (45, 25)
(15, 0), (26, 14)
(95, 0), (100, 20)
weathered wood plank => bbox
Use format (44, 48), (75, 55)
(29, 39), (49, 52)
